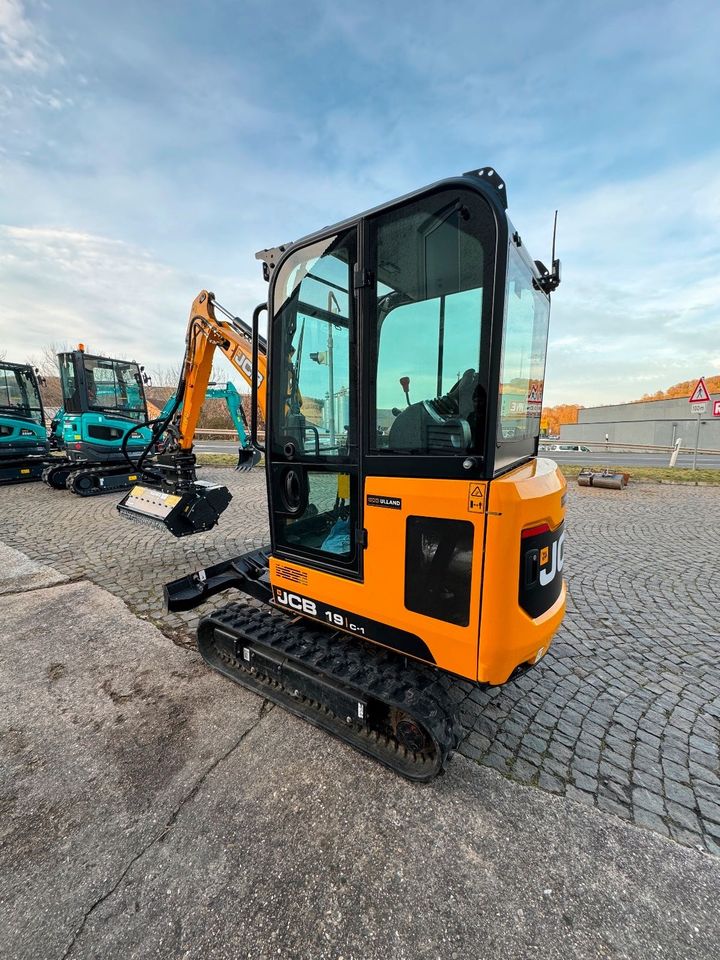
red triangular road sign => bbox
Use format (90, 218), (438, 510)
(689, 377), (710, 403)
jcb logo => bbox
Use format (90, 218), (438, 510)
(274, 588), (317, 616)
(540, 531), (565, 586)
(239, 355), (264, 386)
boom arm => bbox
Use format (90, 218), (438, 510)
(117, 290), (265, 536)
(206, 382), (249, 445)
(156, 383), (252, 449)
(175, 290), (266, 452)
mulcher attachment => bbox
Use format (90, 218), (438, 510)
(197, 601), (461, 781)
(117, 449), (232, 536)
(118, 479), (232, 535)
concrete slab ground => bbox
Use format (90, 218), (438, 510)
(3, 473), (719, 854)
(2, 558), (720, 960)
(0, 541), (68, 595)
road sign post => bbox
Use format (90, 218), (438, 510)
(688, 378), (710, 471)
(669, 438), (682, 468)
(693, 416), (702, 470)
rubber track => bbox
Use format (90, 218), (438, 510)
(199, 601), (462, 781)
(42, 461), (72, 489)
(66, 464), (138, 497)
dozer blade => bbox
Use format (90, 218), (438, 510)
(236, 446), (262, 472)
(117, 480), (232, 536)
(0, 457), (46, 484)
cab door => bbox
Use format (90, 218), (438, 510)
(267, 227), (363, 579)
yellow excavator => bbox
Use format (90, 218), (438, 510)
(117, 299), (267, 535)
(120, 167), (565, 780)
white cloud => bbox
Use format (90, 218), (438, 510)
(0, 0), (59, 72)
(0, 225), (196, 369)
(518, 154), (720, 405)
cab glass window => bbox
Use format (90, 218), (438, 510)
(369, 189), (492, 454)
(83, 357), (146, 422)
(497, 245), (550, 441)
(0, 365), (43, 424)
(59, 355), (81, 414)
(274, 469), (355, 559)
(271, 231), (355, 460)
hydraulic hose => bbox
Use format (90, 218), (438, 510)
(121, 340), (192, 470)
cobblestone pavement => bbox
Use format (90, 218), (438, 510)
(1, 470), (719, 855)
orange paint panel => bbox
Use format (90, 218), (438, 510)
(478, 458), (567, 684)
(269, 458), (568, 687)
(271, 476), (487, 679)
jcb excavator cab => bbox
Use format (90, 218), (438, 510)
(257, 167), (564, 683)
(165, 168), (565, 779)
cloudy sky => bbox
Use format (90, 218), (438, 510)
(1, 0), (718, 405)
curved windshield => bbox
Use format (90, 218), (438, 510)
(497, 244), (550, 441)
(0, 363), (43, 425)
(271, 231), (355, 459)
(83, 356), (147, 422)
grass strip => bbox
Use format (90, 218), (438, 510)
(558, 463), (720, 485)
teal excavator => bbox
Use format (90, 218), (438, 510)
(0, 360), (48, 483)
(0, 346), (259, 492)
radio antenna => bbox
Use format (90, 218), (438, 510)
(534, 210), (562, 293)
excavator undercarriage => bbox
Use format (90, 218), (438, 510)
(166, 546), (461, 779)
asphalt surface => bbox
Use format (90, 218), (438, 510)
(2, 545), (720, 960)
(194, 439), (720, 468)
(545, 450), (720, 468)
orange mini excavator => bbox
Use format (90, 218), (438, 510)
(121, 167), (565, 780)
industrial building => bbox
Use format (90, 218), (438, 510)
(559, 392), (720, 448)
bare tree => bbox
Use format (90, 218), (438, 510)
(150, 364), (183, 387)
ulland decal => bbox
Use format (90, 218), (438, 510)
(366, 494), (402, 510)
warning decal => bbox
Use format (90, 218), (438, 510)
(468, 482), (485, 514)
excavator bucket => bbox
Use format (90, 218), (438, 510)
(117, 480), (232, 537)
(236, 446), (262, 472)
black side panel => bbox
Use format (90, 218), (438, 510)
(272, 585), (436, 664)
(519, 521), (565, 618)
(87, 424), (126, 441)
(404, 516), (474, 627)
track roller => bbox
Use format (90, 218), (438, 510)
(67, 469), (100, 496)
